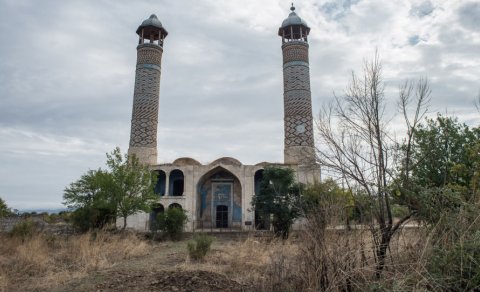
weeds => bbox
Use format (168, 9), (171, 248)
(0, 231), (150, 291)
(187, 234), (214, 261)
(9, 219), (37, 242)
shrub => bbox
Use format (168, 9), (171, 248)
(187, 234), (214, 261)
(9, 219), (37, 242)
(155, 207), (187, 240)
(427, 232), (480, 291)
(70, 207), (115, 232)
(424, 204), (480, 291)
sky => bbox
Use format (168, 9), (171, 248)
(0, 0), (479, 211)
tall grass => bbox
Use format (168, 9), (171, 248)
(0, 231), (150, 291)
(185, 202), (433, 291)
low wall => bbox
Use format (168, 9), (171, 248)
(0, 217), (75, 235)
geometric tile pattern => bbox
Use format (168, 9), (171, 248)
(129, 45), (163, 149)
(282, 42), (315, 165)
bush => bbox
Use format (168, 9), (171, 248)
(154, 207), (187, 240)
(71, 207), (115, 232)
(187, 234), (214, 261)
(427, 232), (480, 291)
(9, 219), (37, 242)
(424, 204), (480, 291)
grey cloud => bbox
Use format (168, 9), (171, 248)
(409, 1), (434, 18)
(408, 35), (420, 46)
(318, 0), (360, 20)
(0, 0), (479, 210)
(458, 2), (480, 31)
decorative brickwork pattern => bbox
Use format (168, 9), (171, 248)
(283, 65), (310, 91)
(133, 68), (161, 96)
(129, 44), (163, 164)
(284, 90), (312, 116)
(284, 115), (314, 146)
(136, 44), (163, 66)
(282, 42), (309, 64)
(282, 42), (315, 165)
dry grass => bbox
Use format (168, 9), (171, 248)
(1, 220), (472, 291)
(179, 235), (300, 289)
(0, 231), (151, 291)
(176, 227), (430, 291)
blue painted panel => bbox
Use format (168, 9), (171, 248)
(213, 184), (231, 206)
(198, 185), (209, 217)
(233, 202), (242, 222)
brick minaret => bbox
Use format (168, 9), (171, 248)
(128, 14), (168, 165)
(278, 5), (316, 166)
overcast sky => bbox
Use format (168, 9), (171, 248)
(0, 0), (479, 210)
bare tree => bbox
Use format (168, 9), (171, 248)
(316, 53), (430, 278)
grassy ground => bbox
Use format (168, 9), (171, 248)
(0, 231), (266, 291)
(0, 228), (428, 291)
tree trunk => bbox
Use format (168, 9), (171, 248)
(122, 216), (127, 230)
(375, 230), (391, 279)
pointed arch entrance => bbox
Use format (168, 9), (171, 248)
(196, 166), (242, 229)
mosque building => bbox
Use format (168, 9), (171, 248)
(123, 6), (320, 231)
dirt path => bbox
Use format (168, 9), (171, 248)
(52, 239), (250, 292)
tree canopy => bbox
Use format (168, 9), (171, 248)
(252, 167), (303, 239)
(0, 197), (12, 217)
(63, 148), (158, 230)
(106, 148), (158, 229)
(411, 115), (480, 191)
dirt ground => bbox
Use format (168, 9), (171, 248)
(51, 235), (253, 292)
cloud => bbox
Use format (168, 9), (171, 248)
(319, 0), (360, 20)
(410, 1), (435, 18)
(458, 2), (480, 31)
(408, 35), (420, 46)
(0, 0), (478, 210)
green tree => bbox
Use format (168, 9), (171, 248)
(64, 169), (115, 231)
(0, 197), (12, 217)
(252, 167), (303, 239)
(64, 169), (112, 209)
(106, 148), (158, 230)
(303, 179), (353, 212)
(303, 179), (356, 225)
(411, 115), (480, 190)
(63, 147), (158, 231)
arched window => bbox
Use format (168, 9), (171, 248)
(168, 203), (182, 210)
(154, 170), (166, 196)
(169, 169), (184, 196)
(254, 169), (264, 196)
(149, 203), (165, 230)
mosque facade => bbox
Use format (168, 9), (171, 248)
(122, 6), (320, 231)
